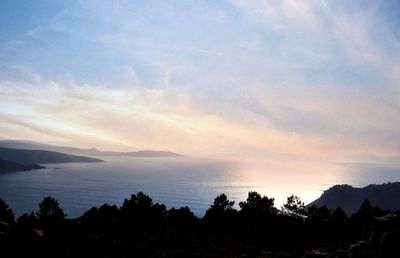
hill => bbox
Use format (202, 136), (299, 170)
(0, 158), (45, 173)
(308, 182), (400, 215)
(0, 140), (182, 157)
(0, 147), (103, 164)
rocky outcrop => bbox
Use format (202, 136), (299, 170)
(308, 183), (400, 215)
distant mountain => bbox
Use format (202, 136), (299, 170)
(308, 182), (400, 215)
(0, 158), (44, 173)
(0, 140), (182, 157)
(0, 147), (103, 164)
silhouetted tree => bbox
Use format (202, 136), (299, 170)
(282, 195), (305, 216)
(350, 199), (384, 236)
(307, 205), (331, 223)
(239, 192), (277, 216)
(121, 192), (152, 211)
(120, 192), (166, 224)
(36, 197), (66, 223)
(204, 193), (236, 224)
(0, 198), (14, 223)
(212, 193), (235, 212)
(327, 206), (351, 242)
(17, 212), (36, 226)
(120, 192), (153, 220)
(166, 207), (196, 226)
(330, 206), (348, 223)
(238, 191), (278, 232)
(98, 203), (119, 221)
(1, 190), (397, 257)
(81, 207), (99, 221)
(351, 200), (373, 224)
(304, 205), (333, 242)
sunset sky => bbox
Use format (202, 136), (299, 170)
(1, 0), (400, 165)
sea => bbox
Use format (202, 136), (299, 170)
(0, 156), (399, 218)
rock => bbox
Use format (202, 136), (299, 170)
(328, 250), (349, 258)
(378, 230), (400, 258)
(0, 221), (11, 235)
(261, 250), (273, 257)
(305, 249), (328, 257)
(371, 214), (400, 248)
(275, 251), (294, 258)
(32, 229), (44, 237)
(0, 221), (10, 228)
(347, 241), (369, 258)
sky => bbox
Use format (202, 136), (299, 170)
(1, 0), (400, 166)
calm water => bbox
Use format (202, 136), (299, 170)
(0, 156), (399, 218)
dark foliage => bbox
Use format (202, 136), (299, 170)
(282, 194), (305, 216)
(331, 206), (348, 223)
(307, 205), (331, 223)
(0, 192), (398, 257)
(166, 206), (197, 226)
(36, 196), (66, 224)
(120, 192), (166, 226)
(204, 193), (237, 227)
(239, 191), (278, 217)
(0, 198), (14, 223)
(16, 212), (36, 227)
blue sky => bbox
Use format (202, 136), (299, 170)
(1, 0), (398, 86)
(0, 1), (400, 167)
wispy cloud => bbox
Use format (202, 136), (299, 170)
(0, 1), (399, 165)
(0, 64), (399, 164)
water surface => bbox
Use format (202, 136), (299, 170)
(0, 156), (399, 217)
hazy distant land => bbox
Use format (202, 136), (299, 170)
(0, 147), (103, 164)
(0, 158), (45, 173)
(308, 182), (400, 215)
(0, 147), (103, 173)
(0, 140), (181, 173)
(0, 140), (182, 157)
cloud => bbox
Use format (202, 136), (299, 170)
(0, 1), (400, 166)
(26, 26), (44, 37)
(229, 0), (400, 69)
(0, 64), (399, 165)
(26, 8), (70, 37)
